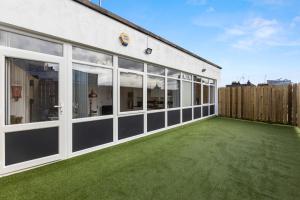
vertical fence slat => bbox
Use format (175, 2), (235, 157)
(284, 86), (288, 123)
(237, 87), (242, 118)
(291, 84), (297, 125)
(231, 87), (236, 118)
(218, 88), (223, 116)
(225, 87), (231, 117)
(288, 84), (293, 124)
(253, 87), (257, 121)
(271, 86), (276, 123)
(267, 86), (272, 122)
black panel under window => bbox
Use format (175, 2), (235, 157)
(118, 115), (144, 139)
(147, 112), (165, 132)
(210, 105), (215, 115)
(194, 107), (202, 119)
(5, 127), (59, 166)
(168, 110), (180, 126)
(182, 108), (192, 122)
(73, 119), (113, 152)
(203, 106), (209, 117)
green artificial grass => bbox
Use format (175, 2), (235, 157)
(1, 117), (300, 200)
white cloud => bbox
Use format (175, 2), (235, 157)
(223, 17), (283, 49)
(249, 18), (278, 28)
(225, 28), (245, 36)
(192, 8), (300, 50)
(232, 40), (255, 50)
(254, 26), (277, 38)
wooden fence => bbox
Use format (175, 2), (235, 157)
(218, 84), (300, 127)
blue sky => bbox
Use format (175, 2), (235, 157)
(92, 0), (300, 86)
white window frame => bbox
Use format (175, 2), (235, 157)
(166, 74), (181, 110)
(71, 60), (114, 124)
(202, 83), (210, 106)
(72, 46), (114, 67)
(0, 45), (67, 174)
(0, 27), (64, 57)
(193, 81), (202, 108)
(182, 79), (193, 109)
(146, 64), (166, 113)
(118, 68), (145, 116)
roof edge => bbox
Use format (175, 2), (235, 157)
(73, 0), (222, 69)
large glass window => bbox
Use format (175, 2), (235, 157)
(203, 85), (209, 104)
(210, 85), (215, 104)
(167, 79), (180, 108)
(120, 72), (143, 112)
(0, 30), (63, 56)
(167, 69), (181, 79)
(5, 58), (59, 125)
(147, 65), (165, 76)
(72, 47), (113, 66)
(73, 63), (113, 118)
(147, 76), (165, 110)
(119, 58), (144, 72)
(194, 83), (201, 105)
(182, 81), (192, 107)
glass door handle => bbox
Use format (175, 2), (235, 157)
(54, 104), (63, 114)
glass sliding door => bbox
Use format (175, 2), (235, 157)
(3, 56), (64, 170)
(0, 30), (65, 174)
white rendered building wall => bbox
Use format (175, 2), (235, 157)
(0, 0), (220, 80)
